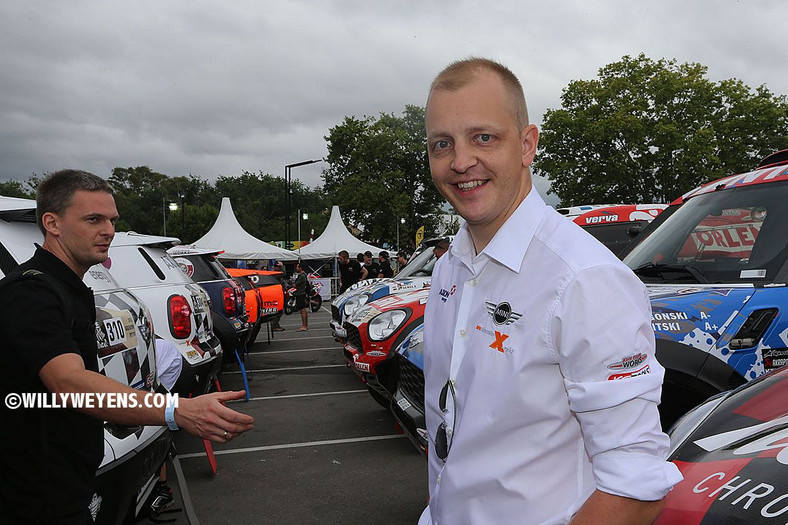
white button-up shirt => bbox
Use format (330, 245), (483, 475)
(419, 189), (682, 525)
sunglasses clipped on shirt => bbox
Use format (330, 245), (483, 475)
(435, 379), (456, 461)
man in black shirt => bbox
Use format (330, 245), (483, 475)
(377, 251), (393, 278)
(0, 170), (255, 524)
(293, 261), (309, 331)
(337, 250), (362, 293)
(363, 250), (380, 280)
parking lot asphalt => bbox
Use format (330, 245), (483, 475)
(167, 305), (428, 524)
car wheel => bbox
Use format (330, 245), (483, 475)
(310, 295), (322, 313)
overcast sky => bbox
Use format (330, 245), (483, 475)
(2, 1), (787, 205)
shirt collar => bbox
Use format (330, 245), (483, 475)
(447, 188), (547, 274)
(32, 246), (92, 295)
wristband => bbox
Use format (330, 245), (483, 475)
(165, 403), (179, 431)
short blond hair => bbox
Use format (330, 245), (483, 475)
(428, 57), (529, 129)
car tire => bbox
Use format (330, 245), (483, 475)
(310, 294), (322, 313)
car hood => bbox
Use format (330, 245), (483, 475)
(658, 367), (788, 524)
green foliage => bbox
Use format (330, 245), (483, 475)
(535, 54), (788, 205)
(323, 105), (444, 250)
(0, 180), (34, 199)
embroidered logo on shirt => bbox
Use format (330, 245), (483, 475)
(606, 353), (648, 371)
(608, 364), (651, 381)
(475, 325), (514, 355)
(438, 285), (457, 303)
(485, 301), (523, 325)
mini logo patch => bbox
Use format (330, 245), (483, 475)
(607, 353), (648, 371)
(608, 364), (651, 381)
(485, 301), (523, 325)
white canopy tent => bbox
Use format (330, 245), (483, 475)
(192, 197), (300, 261)
(296, 205), (385, 259)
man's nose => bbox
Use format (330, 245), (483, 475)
(450, 141), (478, 174)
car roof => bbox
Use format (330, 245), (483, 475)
(0, 196), (37, 222)
(168, 245), (224, 257)
(572, 204), (667, 225)
(672, 161), (788, 205)
(112, 231), (180, 248)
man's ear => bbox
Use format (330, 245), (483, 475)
(41, 212), (60, 237)
(521, 124), (539, 168)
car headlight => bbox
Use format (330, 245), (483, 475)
(367, 309), (409, 341)
(343, 294), (370, 317)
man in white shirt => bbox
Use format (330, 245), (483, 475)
(419, 58), (683, 524)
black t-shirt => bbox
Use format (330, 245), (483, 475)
(364, 261), (380, 280)
(378, 260), (393, 278)
(338, 259), (362, 293)
(0, 248), (103, 521)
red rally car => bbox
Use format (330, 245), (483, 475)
(342, 286), (430, 408)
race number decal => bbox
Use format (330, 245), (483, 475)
(102, 317), (128, 346)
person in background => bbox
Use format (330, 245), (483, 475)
(396, 251), (409, 274)
(270, 260), (286, 332)
(363, 250), (380, 279)
(419, 58), (681, 524)
(0, 170), (254, 524)
(377, 250), (393, 278)
(357, 252), (369, 281)
(337, 250), (363, 293)
(432, 239), (449, 259)
(293, 261), (309, 332)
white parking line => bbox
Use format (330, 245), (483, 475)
(262, 335), (334, 342)
(178, 434), (406, 459)
(248, 346), (339, 355)
(223, 364), (346, 374)
(234, 389), (366, 402)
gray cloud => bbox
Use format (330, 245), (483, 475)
(2, 0), (787, 209)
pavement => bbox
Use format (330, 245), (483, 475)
(162, 305), (428, 524)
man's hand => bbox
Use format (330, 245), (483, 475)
(175, 390), (255, 443)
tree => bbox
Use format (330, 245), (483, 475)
(323, 105), (445, 249)
(534, 54), (788, 205)
(0, 180), (34, 199)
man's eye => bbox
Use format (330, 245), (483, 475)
(432, 140), (451, 151)
(477, 134), (492, 143)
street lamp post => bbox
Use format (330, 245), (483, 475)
(297, 210), (308, 255)
(396, 217), (405, 271)
(284, 159), (322, 250)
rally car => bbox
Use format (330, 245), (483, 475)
(343, 286), (430, 407)
(108, 233), (223, 396)
(655, 365), (788, 524)
(226, 267), (285, 343)
(330, 237), (444, 341)
(168, 246), (249, 360)
(388, 324), (427, 454)
(624, 151), (788, 427)
(571, 203), (667, 257)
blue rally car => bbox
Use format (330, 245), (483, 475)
(624, 151), (788, 427)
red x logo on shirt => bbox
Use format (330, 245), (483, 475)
(490, 331), (509, 353)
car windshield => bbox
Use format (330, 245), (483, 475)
(397, 248), (437, 278)
(624, 181), (788, 284)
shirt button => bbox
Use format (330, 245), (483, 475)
(436, 475), (441, 484)
(459, 329), (466, 337)
(446, 428), (453, 438)
(471, 279), (478, 286)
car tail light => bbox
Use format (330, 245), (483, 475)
(169, 294), (192, 339)
(222, 286), (236, 315)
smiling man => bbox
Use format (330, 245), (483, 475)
(420, 59), (682, 524)
(0, 170), (254, 524)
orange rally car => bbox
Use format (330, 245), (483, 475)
(226, 268), (285, 341)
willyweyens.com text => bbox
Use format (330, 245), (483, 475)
(5, 392), (178, 410)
